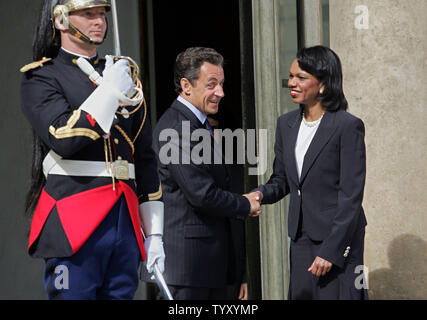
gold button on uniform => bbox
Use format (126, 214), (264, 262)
(114, 138), (119, 144)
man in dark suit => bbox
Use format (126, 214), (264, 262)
(148, 47), (261, 300)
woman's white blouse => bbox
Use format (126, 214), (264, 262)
(295, 117), (323, 180)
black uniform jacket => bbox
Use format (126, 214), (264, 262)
(21, 49), (162, 259)
(259, 108), (367, 268)
(144, 98), (250, 288)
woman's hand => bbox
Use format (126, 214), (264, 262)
(308, 256), (333, 276)
(243, 191), (263, 217)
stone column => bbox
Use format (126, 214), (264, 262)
(330, 0), (427, 299)
(300, 0), (323, 46)
(252, 0), (289, 300)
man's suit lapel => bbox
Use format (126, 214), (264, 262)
(299, 110), (337, 184)
(172, 99), (229, 175)
(174, 100), (226, 169)
(172, 99), (204, 128)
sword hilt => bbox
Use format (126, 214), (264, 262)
(140, 227), (174, 300)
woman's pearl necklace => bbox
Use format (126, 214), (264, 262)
(302, 112), (324, 128)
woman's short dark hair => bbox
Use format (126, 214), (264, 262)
(297, 45), (348, 111)
(174, 47), (224, 94)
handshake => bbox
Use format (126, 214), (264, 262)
(243, 191), (263, 217)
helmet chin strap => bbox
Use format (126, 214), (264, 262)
(67, 21), (104, 45)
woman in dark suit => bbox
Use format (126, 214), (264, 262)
(256, 46), (368, 299)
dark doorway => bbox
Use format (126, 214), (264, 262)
(140, 0), (261, 300)
(151, 0), (242, 131)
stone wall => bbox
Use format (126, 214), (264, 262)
(330, 0), (427, 299)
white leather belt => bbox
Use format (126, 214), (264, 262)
(42, 150), (135, 180)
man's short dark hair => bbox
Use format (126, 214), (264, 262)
(174, 47), (224, 94)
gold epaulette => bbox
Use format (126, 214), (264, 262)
(71, 57), (103, 66)
(20, 57), (52, 73)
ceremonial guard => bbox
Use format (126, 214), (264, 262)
(21, 0), (165, 299)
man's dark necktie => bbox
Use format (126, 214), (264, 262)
(204, 119), (214, 137)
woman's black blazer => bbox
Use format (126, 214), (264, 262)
(259, 108), (367, 268)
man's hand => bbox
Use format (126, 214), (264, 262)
(308, 256), (333, 276)
(243, 191), (263, 217)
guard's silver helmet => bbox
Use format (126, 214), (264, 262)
(52, 0), (111, 45)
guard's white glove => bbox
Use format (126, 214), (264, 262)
(144, 234), (165, 274)
(103, 56), (134, 95)
(79, 57), (134, 133)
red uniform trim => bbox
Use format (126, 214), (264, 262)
(121, 182), (146, 261)
(28, 181), (146, 261)
(28, 189), (56, 250)
(86, 114), (97, 127)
